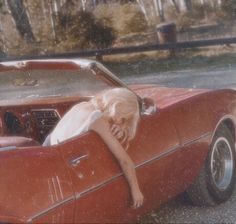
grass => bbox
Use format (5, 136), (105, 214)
(102, 45), (236, 77)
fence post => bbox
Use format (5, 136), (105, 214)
(95, 52), (103, 61)
(156, 22), (177, 57)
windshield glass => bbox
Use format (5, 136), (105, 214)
(0, 68), (112, 101)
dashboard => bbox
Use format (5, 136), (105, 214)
(0, 96), (89, 143)
(3, 109), (61, 143)
(2, 108), (62, 143)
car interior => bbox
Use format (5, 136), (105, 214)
(0, 96), (91, 149)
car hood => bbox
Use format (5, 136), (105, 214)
(130, 84), (210, 109)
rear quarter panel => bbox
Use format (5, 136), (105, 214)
(134, 87), (236, 195)
(169, 89), (236, 143)
(203, 89), (236, 138)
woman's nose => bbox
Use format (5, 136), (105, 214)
(114, 117), (124, 125)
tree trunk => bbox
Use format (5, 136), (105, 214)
(81, 0), (87, 11)
(136, 0), (149, 22)
(6, 0), (35, 43)
(179, 0), (192, 12)
(48, 0), (57, 41)
(153, 0), (165, 22)
(0, 14), (6, 56)
(171, 0), (180, 13)
(41, 0), (48, 17)
(200, 0), (209, 20)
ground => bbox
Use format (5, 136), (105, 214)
(104, 45), (236, 78)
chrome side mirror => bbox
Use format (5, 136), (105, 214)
(141, 97), (157, 115)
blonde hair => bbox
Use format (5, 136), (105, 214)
(92, 88), (140, 145)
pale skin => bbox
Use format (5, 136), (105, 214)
(89, 115), (144, 209)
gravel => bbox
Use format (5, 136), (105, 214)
(140, 189), (236, 223)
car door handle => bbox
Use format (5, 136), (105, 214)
(70, 154), (89, 167)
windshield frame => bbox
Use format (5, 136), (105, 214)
(0, 58), (144, 109)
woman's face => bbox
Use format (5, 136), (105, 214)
(103, 100), (135, 125)
(111, 113), (125, 125)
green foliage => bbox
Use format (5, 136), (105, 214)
(57, 10), (116, 49)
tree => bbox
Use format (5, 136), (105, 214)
(81, 0), (87, 10)
(0, 2), (6, 57)
(6, 0), (35, 43)
(136, 0), (148, 22)
(153, 0), (165, 22)
(171, 0), (180, 13)
(220, 0), (236, 20)
(57, 10), (116, 49)
(179, 0), (192, 12)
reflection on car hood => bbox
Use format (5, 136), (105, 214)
(129, 84), (210, 109)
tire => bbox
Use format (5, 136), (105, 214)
(187, 124), (236, 206)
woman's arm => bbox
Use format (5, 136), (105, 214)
(89, 117), (144, 208)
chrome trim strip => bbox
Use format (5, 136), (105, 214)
(76, 132), (212, 198)
(52, 177), (59, 202)
(27, 196), (74, 223)
(29, 132), (211, 221)
(136, 144), (179, 169)
(56, 175), (64, 200)
(73, 144), (180, 199)
(75, 173), (123, 200)
(137, 132), (211, 169)
(182, 132), (211, 147)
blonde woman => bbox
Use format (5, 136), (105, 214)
(44, 88), (144, 208)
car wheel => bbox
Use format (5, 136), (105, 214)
(187, 124), (236, 206)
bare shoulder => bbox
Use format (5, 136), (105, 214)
(72, 101), (93, 111)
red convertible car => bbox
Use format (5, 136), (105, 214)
(0, 59), (235, 223)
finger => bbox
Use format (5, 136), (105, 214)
(110, 124), (119, 133)
(111, 129), (119, 137)
(137, 198), (143, 208)
(123, 129), (128, 141)
(117, 130), (124, 139)
(112, 127), (120, 136)
(115, 129), (125, 139)
(110, 124), (117, 133)
(120, 134), (127, 144)
(132, 201), (137, 209)
(120, 130), (128, 144)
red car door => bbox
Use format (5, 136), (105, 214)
(0, 146), (75, 223)
(127, 111), (183, 216)
(58, 109), (180, 223)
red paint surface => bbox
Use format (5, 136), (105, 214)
(0, 59), (235, 223)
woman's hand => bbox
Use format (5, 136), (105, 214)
(131, 188), (144, 209)
(110, 124), (128, 144)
